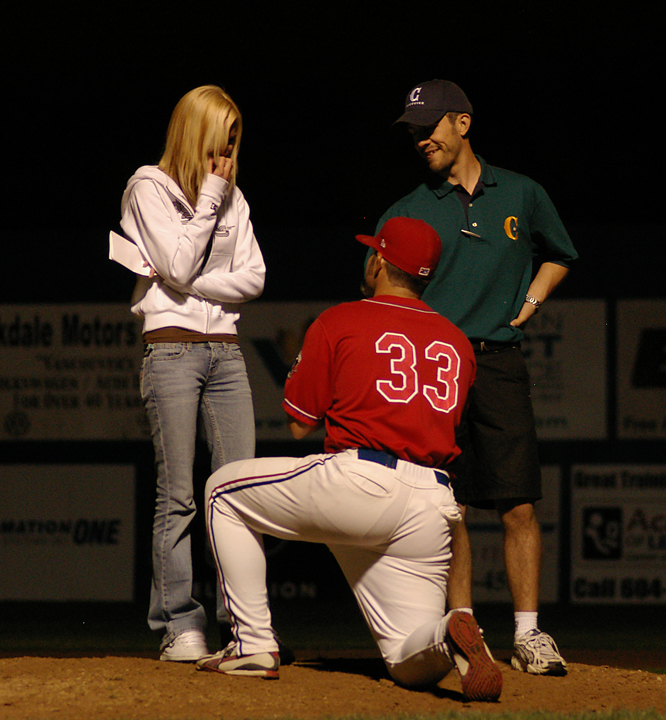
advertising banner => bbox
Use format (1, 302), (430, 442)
(1, 299), (613, 443)
(522, 300), (607, 440)
(466, 466), (561, 603)
(571, 464), (666, 603)
(0, 464), (135, 600)
(617, 300), (666, 439)
(243, 299), (610, 443)
(239, 301), (335, 441)
(0, 305), (147, 441)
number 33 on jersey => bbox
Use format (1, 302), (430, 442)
(283, 295), (476, 469)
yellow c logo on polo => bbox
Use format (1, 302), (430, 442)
(504, 216), (518, 240)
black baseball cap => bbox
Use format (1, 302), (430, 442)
(394, 79), (473, 127)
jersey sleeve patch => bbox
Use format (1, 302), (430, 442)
(286, 351), (302, 380)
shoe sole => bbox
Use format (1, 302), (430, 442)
(511, 654), (567, 676)
(217, 667), (279, 679)
(448, 613), (503, 702)
(160, 654), (206, 662)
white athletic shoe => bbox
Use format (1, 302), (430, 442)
(511, 629), (567, 676)
(445, 612), (503, 702)
(219, 622), (295, 666)
(196, 643), (280, 679)
(159, 629), (209, 662)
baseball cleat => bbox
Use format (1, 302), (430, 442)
(219, 623), (295, 666)
(511, 629), (567, 676)
(159, 629), (209, 662)
(446, 612), (503, 702)
(196, 644), (280, 679)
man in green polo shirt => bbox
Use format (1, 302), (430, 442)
(376, 79), (578, 676)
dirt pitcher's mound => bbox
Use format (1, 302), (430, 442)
(1, 654), (665, 719)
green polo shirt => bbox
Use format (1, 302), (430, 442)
(377, 156), (578, 342)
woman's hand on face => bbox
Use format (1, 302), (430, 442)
(207, 145), (234, 181)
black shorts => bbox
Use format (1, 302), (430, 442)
(450, 345), (542, 509)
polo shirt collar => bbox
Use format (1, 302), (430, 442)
(429, 155), (497, 198)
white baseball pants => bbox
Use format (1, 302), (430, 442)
(205, 448), (461, 686)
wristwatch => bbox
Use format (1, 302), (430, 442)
(525, 294), (542, 311)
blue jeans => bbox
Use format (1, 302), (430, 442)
(140, 341), (255, 644)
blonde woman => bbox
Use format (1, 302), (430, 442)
(119, 85), (265, 661)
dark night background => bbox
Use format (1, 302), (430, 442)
(1, 2), (665, 620)
(3, 3), (664, 306)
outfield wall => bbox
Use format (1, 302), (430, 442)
(1, 300), (664, 604)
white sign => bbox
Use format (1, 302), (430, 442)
(0, 301), (336, 442)
(239, 301), (335, 441)
(0, 305), (147, 440)
(522, 300), (607, 439)
(617, 300), (666, 439)
(465, 466), (561, 603)
(0, 464), (135, 601)
(570, 464), (666, 604)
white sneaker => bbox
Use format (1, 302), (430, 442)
(197, 643), (280, 679)
(160, 629), (209, 662)
(511, 629), (567, 676)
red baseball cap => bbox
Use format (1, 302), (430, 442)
(356, 217), (441, 278)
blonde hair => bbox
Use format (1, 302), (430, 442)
(158, 85), (242, 207)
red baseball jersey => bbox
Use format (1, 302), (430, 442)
(283, 295), (476, 468)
